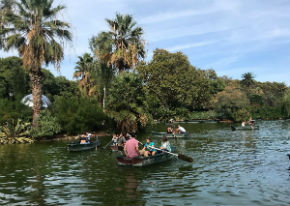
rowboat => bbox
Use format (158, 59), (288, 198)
(151, 131), (190, 139)
(116, 146), (177, 167)
(164, 120), (218, 124)
(110, 145), (124, 152)
(67, 140), (101, 152)
(231, 125), (259, 131)
(151, 131), (168, 135)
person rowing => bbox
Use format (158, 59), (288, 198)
(176, 125), (186, 134)
(241, 121), (246, 127)
(124, 134), (139, 158)
(167, 126), (173, 134)
(139, 137), (156, 157)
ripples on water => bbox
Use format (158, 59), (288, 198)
(0, 120), (289, 206)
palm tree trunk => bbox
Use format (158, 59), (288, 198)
(30, 70), (43, 128)
(103, 87), (106, 111)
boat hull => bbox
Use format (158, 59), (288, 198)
(236, 126), (259, 130)
(151, 131), (189, 139)
(67, 140), (101, 152)
(116, 147), (177, 167)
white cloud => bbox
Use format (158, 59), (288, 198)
(0, 0), (289, 83)
(167, 40), (216, 52)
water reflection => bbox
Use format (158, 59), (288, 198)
(0, 121), (289, 206)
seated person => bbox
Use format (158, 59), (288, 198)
(80, 134), (87, 144)
(140, 137), (156, 157)
(124, 135), (139, 158)
(112, 134), (118, 146)
(160, 136), (171, 152)
(249, 120), (255, 126)
(241, 121), (246, 127)
(176, 125), (186, 134)
(167, 126), (173, 134)
(85, 132), (91, 143)
(117, 133), (126, 146)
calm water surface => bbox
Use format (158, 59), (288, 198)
(0, 120), (289, 205)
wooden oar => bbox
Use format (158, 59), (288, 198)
(137, 140), (193, 162)
(230, 125), (236, 131)
(103, 139), (113, 149)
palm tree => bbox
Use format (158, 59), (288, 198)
(0, 0), (72, 128)
(104, 13), (145, 72)
(73, 53), (97, 97)
(89, 32), (115, 109)
(241, 72), (255, 87)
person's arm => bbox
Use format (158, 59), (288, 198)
(135, 146), (139, 154)
(124, 144), (128, 157)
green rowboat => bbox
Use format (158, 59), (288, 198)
(116, 146), (177, 167)
(67, 140), (101, 152)
(151, 131), (189, 139)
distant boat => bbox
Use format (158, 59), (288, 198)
(231, 125), (259, 131)
(67, 140), (101, 152)
(151, 131), (190, 139)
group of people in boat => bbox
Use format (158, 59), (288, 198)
(79, 132), (91, 144)
(167, 124), (186, 134)
(124, 135), (171, 159)
(241, 119), (255, 128)
(110, 132), (172, 159)
(111, 133), (127, 150)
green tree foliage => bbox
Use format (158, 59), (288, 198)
(0, 57), (32, 124)
(106, 72), (152, 133)
(137, 49), (211, 112)
(0, 118), (33, 144)
(31, 110), (61, 138)
(89, 33), (116, 108)
(0, 0), (72, 127)
(0, 56), (30, 98)
(241, 72), (255, 88)
(214, 83), (250, 121)
(43, 73), (80, 100)
(0, 98), (32, 123)
(73, 53), (98, 97)
(281, 89), (290, 118)
(52, 96), (106, 134)
(100, 13), (145, 72)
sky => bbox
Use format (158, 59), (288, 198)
(1, 0), (289, 84)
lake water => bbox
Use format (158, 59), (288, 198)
(0, 120), (289, 205)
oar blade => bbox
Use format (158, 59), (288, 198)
(178, 154), (193, 162)
(230, 125), (236, 131)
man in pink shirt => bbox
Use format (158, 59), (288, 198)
(124, 135), (139, 158)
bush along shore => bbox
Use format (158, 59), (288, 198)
(0, 7), (289, 144)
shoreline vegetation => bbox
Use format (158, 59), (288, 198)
(0, 1), (289, 144)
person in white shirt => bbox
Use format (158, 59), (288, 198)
(241, 121), (246, 127)
(177, 125), (186, 134)
(111, 134), (118, 145)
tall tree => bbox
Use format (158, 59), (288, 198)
(0, 0), (72, 128)
(103, 13), (145, 72)
(73, 53), (97, 97)
(137, 49), (211, 111)
(241, 72), (255, 87)
(89, 32), (115, 109)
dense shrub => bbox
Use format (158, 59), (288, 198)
(214, 83), (249, 121)
(107, 72), (152, 132)
(31, 110), (61, 138)
(0, 98), (32, 124)
(187, 110), (217, 120)
(52, 96), (106, 134)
